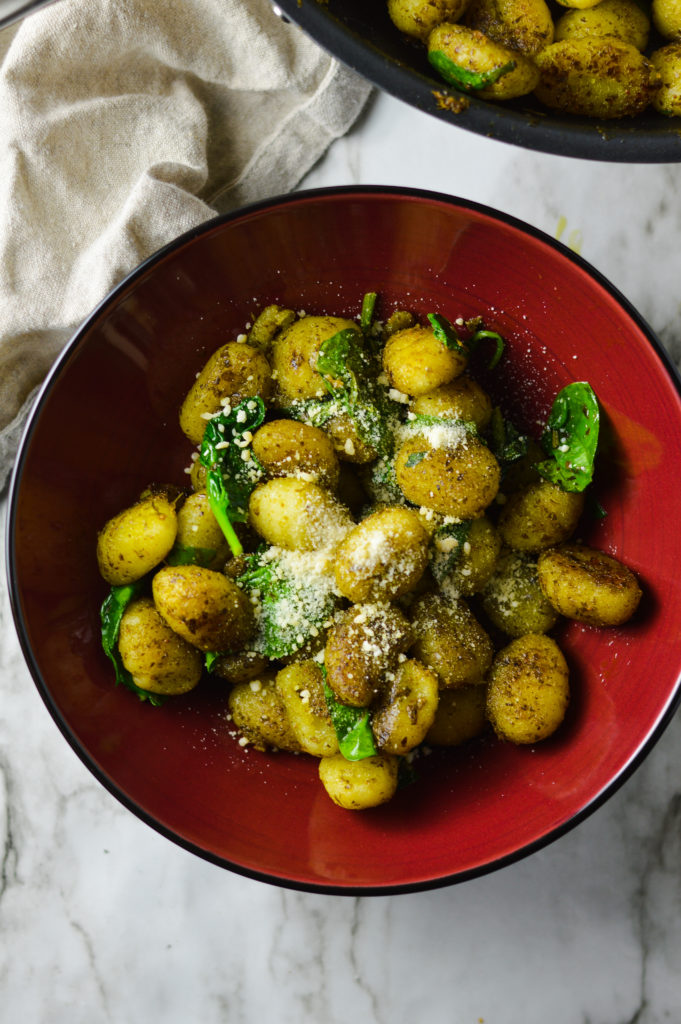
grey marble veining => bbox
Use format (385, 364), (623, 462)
(2, 88), (681, 1024)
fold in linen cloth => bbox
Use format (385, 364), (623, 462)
(0, 0), (372, 490)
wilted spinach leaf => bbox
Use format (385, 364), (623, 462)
(537, 382), (600, 493)
(199, 397), (266, 556)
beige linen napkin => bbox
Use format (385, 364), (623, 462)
(0, 0), (372, 490)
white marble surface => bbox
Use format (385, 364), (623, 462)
(3, 82), (681, 1024)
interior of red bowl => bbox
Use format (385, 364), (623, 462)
(8, 187), (681, 893)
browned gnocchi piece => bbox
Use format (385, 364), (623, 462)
(425, 685), (488, 746)
(334, 506), (430, 603)
(318, 753), (399, 810)
(388, 0), (471, 41)
(428, 23), (541, 99)
(271, 315), (359, 401)
(372, 659), (440, 754)
(537, 543), (642, 626)
(179, 342), (271, 445)
(383, 322), (468, 396)
(409, 592), (494, 688)
(118, 597), (203, 696)
(534, 38), (660, 118)
(554, 0), (650, 50)
(228, 674), (301, 752)
(394, 429), (501, 518)
(152, 564), (254, 652)
(463, 0), (555, 55)
(651, 43), (681, 114)
(276, 662), (339, 757)
(97, 489), (179, 586)
(251, 419), (340, 489)
(486, 633), (570, 744)
(497, 479), (584, 552)
(325, 603), (413, 707)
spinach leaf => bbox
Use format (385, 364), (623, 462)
(311, 327), (393, 457)
(363, 454), (405, 507)
(428, 313), (505, 369)
(469, 327), (505, 369)
(537, 382), (600, 493)
(427, 312), (468, 355)
(199, 397), (266, 557)
(322, 672), (378, 762)
(100, 581), (165, 706)
(428, 49), (516, 93)
(429, 520), (472, 584)
(204, 650), (221, 673)
(237, 548), (337, 660)
(405, 450), (428, 468)
(401, 412), (479, 443)
(488, 407), (529, 466)
(165, 543), (217, 567)
(360, 291), (377, 333)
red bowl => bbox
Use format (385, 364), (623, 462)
(7, 187), (681, 893)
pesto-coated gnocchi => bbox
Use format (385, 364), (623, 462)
(276, 661), (339, 757)
(554, 0), (650, 50)
(410, 374), (493, 430)
(388, 0), (472, 41)
(410, 592), (494, 687)
(537, 543), (642, 626)
(425, 684), (488, 745)
(318, 753), (399, 810)
(118, 597), (203, 695)
(180, 342), (271, 445)
(497, 479), (584, 552)
(97, 488), (179, 586)
(534, 38), (660, 118)
(97, 292), (643, 813)
(386, 0), (675, 122)
(486, 633), (570, 744)
(383, 322), (468, 396)
(228, 674), (301, 752)
(463, 0), (555, 55)
(394, 428), (501, 518)
(372, 658), (440, 754)
(152, 564), (254, 652)
(333, 505), (430, 603)
(482, 548), (560, 637)
(428, 23), (541, 99)
(272, 315), (358, 401)
(251, 419), (340, 489)
(651, 43), (681, 114)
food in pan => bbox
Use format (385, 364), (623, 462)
(96, 294), (642, 810)
(387, 0), (680, 119)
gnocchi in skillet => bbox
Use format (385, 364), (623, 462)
(96, 294), (642, 810)
(388, 0), (676, 120)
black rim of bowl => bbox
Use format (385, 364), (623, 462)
(273, 0), (681, 164)
(6, 185), (681, 895)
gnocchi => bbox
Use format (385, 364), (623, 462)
(97, 293), (643, 813)
(387, 0), (670, 121)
